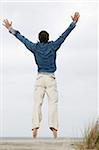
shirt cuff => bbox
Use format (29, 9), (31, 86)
(73, 20), (77, 24)
(70, 21), (76, 28)
(9, 27), (17, 35)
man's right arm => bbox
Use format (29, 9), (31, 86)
(3, 19), (36, 53)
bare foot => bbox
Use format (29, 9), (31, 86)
(32, 128), (38, 138)
(51, 128), (57, 138)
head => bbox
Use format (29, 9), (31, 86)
(38, 30), (49, 43)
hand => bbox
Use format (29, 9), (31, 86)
(71, 12), (80, 23)
(2, 19), (12, 29)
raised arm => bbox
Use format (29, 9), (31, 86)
(53, 12), (80, 51)
(2, 19), (36, 53)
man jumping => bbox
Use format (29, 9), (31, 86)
(3, 12), (80, 138)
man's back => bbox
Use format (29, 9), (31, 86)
(34, 42), (57, 73)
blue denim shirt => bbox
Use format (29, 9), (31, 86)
(9, 22), (76, 73)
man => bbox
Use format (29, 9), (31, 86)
(3, 12), (80, 138)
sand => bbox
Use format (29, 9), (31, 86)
(0, 138), (77, 150)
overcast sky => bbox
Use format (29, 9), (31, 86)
(0, 0), (98, 138)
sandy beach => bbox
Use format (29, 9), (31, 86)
(0, 138), (77, 150)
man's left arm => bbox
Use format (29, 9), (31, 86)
(53, 12), (80, 51)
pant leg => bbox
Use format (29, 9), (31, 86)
(45, 75), (58, 130)
(32, 74), (45, 129)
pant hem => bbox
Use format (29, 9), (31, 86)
(32, 127), (39, 131)
(49, 127), (58, 131)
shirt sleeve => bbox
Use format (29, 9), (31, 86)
(9, 27), (36, 53)
(52, 22), (76, 51)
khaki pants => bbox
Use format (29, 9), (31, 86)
(32, 73), (58, 130)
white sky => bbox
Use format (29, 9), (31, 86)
(0, 0), (98, 138)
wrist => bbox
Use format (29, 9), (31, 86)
(73, 20), (77, 24)
(9, 27), (17, 35)
(8, 26), (12, 30)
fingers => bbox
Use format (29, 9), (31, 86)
(3, 19), (8, 25)
(2, 23), (5, 26)
(71, 12), (80, 18)
(3, 19), (6, 24)
(77, 13), (80, 18)
(74, 12), (80, 17)
(3, 19), (8, 23)
(10, 21), (12, 26)
(3, 19), (12, 24)
(71, 16), (74, 21)
(2, 20), (6, 26)
(74, 12), (80, 20)
(2, 19), (12, 29)
(71, 12), (80, 23)
(2, 19), (7, 27)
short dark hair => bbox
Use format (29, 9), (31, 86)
(38, 31), (49, 43)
